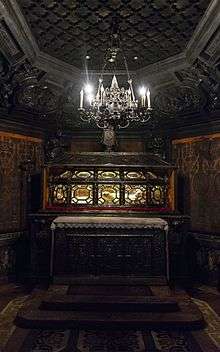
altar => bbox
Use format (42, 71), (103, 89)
(29, 152), (189, 282)
(50, 216), (169, 283)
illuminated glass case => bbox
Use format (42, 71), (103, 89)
(43, 152), (176, 212)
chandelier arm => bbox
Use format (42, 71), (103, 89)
(118, 119), (130, 129)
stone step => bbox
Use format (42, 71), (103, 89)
(54, 275), (167, 286)
(15, 298), (205, 330)
(40, 294), (179, 312)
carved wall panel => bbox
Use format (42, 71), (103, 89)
(0, 131), (43, 233)
(172, 133), (220, 233)
(189, 233), (220, 285)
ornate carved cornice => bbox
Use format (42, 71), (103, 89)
(0, 0), (38, 60)
(35, 51), (81, 83)
(136, 52), (188, 78)
(186, 0), (220, 64)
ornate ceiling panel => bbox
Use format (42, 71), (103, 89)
(19, 0), (211, 70)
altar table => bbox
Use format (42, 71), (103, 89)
(50, 216), (169, 282)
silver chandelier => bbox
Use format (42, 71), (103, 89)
(78, 19), (153, 129)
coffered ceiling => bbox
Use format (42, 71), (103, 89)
(19, 0), (211, 71)
(0, 0), (219, 134)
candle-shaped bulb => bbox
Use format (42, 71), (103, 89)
(80, 89), (84, 109)
(147, 88), (151, 109)
(128, 88), (132, 108)
(139, 87), (146, 107)
(87, 94), (94, 106)
(102, 90), (106, 105)
(101, 84), (104, 105)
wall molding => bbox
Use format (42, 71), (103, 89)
(0, 130), (42, 142)
(172, 132), (220, 145)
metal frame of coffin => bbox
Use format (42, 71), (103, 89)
(43, 152), (176, 213)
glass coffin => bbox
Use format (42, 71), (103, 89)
(44, 152), (176, 212)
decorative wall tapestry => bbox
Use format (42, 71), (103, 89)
(0, 132), (43, 233)
(172, 134), (220, 233)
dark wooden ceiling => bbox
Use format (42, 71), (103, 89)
(19, 0), (211, 70)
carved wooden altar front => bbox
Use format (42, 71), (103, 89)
(50, 216), (169, 282)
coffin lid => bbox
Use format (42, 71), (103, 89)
(46, 152), (175, 169)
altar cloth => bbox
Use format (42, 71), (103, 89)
(51, 216), (168, 232)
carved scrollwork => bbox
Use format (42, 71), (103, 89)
(154, 85), (206, 116)
(175, 58), (220, 111)
(0, 58), (61, 114)
(145, 136), (168, 160)
(11, 61), (60, 113)
(14, 83), (60, 114)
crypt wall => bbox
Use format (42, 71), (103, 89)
(172, 133), (220, 234)
(172, 132), (220, 285)
(0, 130), (43, 280)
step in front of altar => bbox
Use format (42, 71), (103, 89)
(15, 294), (204, 330)
(40, 294), (180, 312)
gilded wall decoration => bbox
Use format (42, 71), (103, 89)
(172, 134), (220, 233)
(0, 132), (43, 233)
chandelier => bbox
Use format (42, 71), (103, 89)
(78, 18), (153, 129)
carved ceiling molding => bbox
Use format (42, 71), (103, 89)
(35, 51), (81, 83)
(0, 18), (23, 64)
(0, 0), (81, 82)
(0, 0), (37, 60)
(0, 0), (218, 89)
(186, 0), (220, 64)
(199, 27), (220, 66)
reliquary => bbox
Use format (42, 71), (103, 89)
(42, 152), (176, 213)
